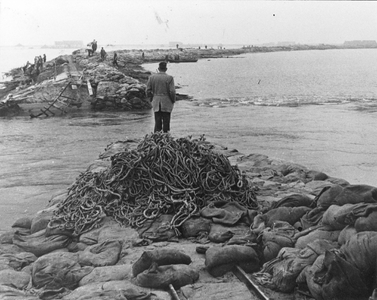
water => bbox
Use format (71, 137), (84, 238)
(1, 48), (377, 230)
(144, 49), (377, 105)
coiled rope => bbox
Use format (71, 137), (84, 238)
(52, 133), (258, 236)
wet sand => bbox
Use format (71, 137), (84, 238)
(1, 100), (376, 232)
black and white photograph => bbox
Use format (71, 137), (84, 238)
(1, 0), (377, 299)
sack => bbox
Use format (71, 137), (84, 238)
(295, 228), (341, 249)
(62, 280), (156, 300)
(0, 269), (30, 289)
(132, 249), (192, 277)
(205, 245), (259, 277)
(32, 252), (93, 289)
(338, 225), (357, 245)
(137, 214), (177, 242)
(134, 263), (199, 289)
(79, 264), (132, 286)
(181, 217), (211, 238)
(78, 240), (122, 267)
(201, 201), (247, 226)
(0, 252), (37, 271)
(208, 223), (250, 243)
(13, 229), (70, 257)
(316, 250), (370, 300)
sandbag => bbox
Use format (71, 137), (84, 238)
(30, 212), (52, 234)
(181, 217), (211, 238)
(205, 245), (259, 277)
(45, 219), (74, 237)
(134, 263), (199, 289)
(270, 193), (314, 209)
(252, 206), (311, 230)
(355, 210), (377, 232)
(261, 239), (337, 293)
(78, 217), (122, 245)
(12, 229), (70, 257)
(261, 221), (296, 261)
(201, 201), (247, 225)
(32, 252), (93, 289)
(317, 184), (377, 209)
(0, 269), (30, 289)
(338, 225), (357, 245)
(332, 203), (377, 226)
(0, 285), (39, 300)
(62, 280), (158, 300)
(304, 254), (325, 300)
(0, 232), (13, 245)
(315, 250), (370, 300)
(305, 181), (334, 196)
(300, 207), (325, 230)
(97, 224), (139, 244)
(208, 223), (250, 243)
(132, 249), (192, 277)
(340, 231), (377, 290)
(78, 240), (122, 267)
(295, 228), (340, 249)
(0, 252), (37, 271)
(0, 244), (23, 255)
(11, 217), (32, 229)
(137, 214), (177, 242)
(322, 204), (356, 230)
(306, 170), (329, 181)
(79, 264), (132, 286)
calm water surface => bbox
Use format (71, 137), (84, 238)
(144, 49), (377, 105)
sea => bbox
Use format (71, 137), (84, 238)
(0, 45), (377, 229)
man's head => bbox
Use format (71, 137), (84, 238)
(158, 61), (167, 72)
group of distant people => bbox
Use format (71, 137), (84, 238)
(87, 39), (118, 67)
(22, 54), (46, 83)
(87, 39), (98, 57)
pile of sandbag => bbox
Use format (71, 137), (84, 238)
(253, 183), (377, 299)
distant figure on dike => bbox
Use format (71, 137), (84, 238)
(43, 54), (46, 63)
(146, 61), (176, 133)
(92, 39), (97, 53)
(100, 47), (107, 61)
(112, 52), (118, 67)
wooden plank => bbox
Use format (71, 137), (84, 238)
(87, 79), (93, 96)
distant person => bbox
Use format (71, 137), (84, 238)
(112, 52), (118, 67)
(146, 61), (176, 133)
(92, 39), (97, 53)
(142, 52), (145, 60)
(43, 54), (46, 63)
(100, 47), (106, 60)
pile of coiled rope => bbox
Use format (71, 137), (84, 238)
(52, 133), (258, 236)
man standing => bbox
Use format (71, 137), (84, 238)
(100, 47), (106, 61)
(146, 61), (176, 133)
(113, 52), (119, 67)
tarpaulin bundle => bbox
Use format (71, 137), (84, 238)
(52, 133), (258, 235)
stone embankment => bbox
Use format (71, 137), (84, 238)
(1, 46), (251, 116)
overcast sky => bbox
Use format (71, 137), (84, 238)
(1, 0), (377, 46)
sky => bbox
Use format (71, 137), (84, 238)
(1, 0), (377, 47)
